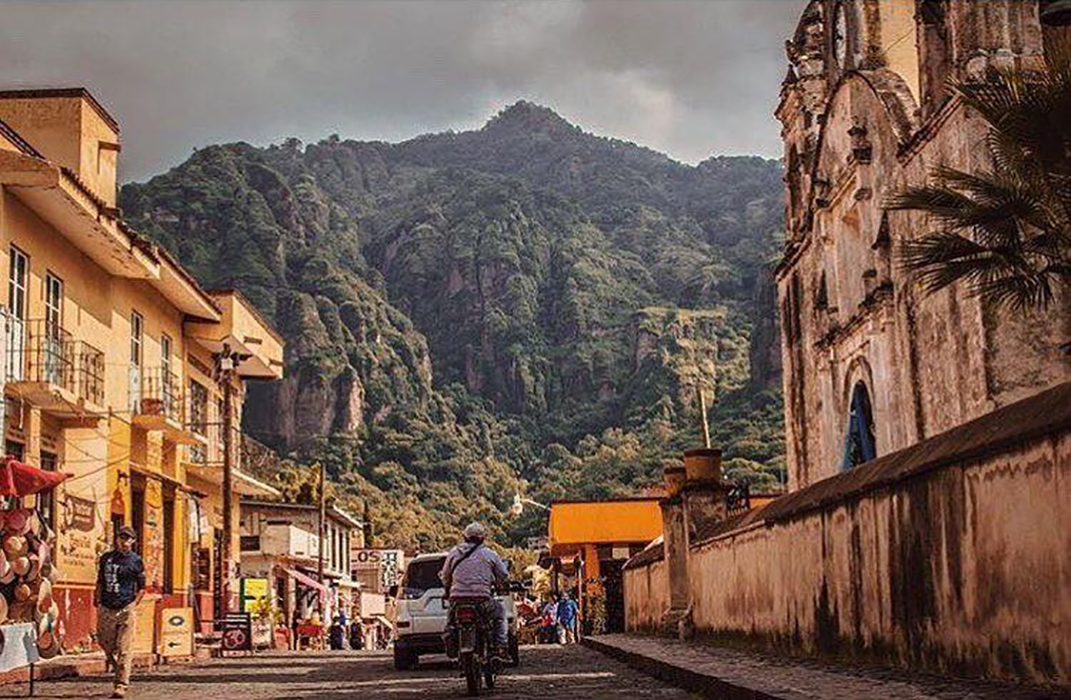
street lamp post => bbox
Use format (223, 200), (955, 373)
(510, 493), (549, 517)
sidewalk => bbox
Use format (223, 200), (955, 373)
(584, 634), (1068, 700)
(0, 650), (203, 686)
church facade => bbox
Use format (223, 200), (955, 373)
(777, 0), (1071, 490)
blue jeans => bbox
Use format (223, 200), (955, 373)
(483, 598), (508, 647)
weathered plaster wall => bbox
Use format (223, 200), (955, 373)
(626, 424), (1071, 685)
(624, 557), (668, 635)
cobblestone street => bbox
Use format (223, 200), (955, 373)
(1, 646), (694, 699)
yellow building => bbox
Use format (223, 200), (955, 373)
(0, 88), (283, 649)
(546, 498), (663, 634)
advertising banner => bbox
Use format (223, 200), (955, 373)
(352, 549), (404, 593)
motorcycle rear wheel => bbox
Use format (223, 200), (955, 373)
(462, 653), (481, 696)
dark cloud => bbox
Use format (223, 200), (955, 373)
(0, 0), (806, 181)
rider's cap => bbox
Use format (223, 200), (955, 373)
(463, 522), (486, 541)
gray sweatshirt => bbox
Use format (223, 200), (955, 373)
(440, 542), (508, 598)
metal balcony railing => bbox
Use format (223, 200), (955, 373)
(187, 422), (231, 466)
(134, 367), (184, 424)
(6, 319), (104, 408)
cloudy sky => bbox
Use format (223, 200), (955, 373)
(0, 0), (806, 182)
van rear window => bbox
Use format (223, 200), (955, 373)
(404, 558), (445, 594)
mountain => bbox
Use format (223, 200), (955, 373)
(119, 102), (786, 549)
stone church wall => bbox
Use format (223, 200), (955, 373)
(624, 382), (1071, 685)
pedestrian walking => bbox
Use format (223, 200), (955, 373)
(540, 594), (559, 644)
(94, 526), (146, 699)
(556, 593), (579, 644)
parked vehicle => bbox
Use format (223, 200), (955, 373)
(390, 552), (521, 670)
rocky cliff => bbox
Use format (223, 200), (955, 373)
(120, 102), (786, 546)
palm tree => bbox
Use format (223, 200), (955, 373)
(887, 41), (1071, 312)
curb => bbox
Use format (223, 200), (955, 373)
(0, 653), (193, 686)
(582, 636), (783, 700)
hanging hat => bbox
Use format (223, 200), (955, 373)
(5, 510), (28, 536)
(36, 542), (49, 568)
(26, 511), (40, 538)
(37, 628), (59, 659)
(26, 553), (41, 581)
(36, 580), (52, 614)
(11, 556), (30, 577)
(15, 583), (32, 602)
(3, 535), (25, 558)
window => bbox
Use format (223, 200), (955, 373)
(161, 334), (174, 413)
(129, 311), (144, 413)
(43, 274), (65, 385)
(44, 274), (62, 336)
(189, 380), (208, 463)
(7, 247), (28, 381)
(8, 246), (27, 321)
(130, 311), (143, 367)
(841, 382), (877, 470)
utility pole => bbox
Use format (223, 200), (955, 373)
(317, 461), (326, 597)
(220, 345), (235, 615)
(698, 387), (712, 449)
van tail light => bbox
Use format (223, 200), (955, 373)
(455, 606), (476, 624)
(396, 620), (410, 628)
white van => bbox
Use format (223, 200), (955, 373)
(391, 551), (520, 670)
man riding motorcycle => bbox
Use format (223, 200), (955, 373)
(440, 522), (510, 661)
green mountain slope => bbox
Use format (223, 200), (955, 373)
(120, 102), (786, 549)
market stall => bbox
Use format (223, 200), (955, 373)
(0, 456), (69, 695)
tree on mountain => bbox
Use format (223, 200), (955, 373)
(887, 41), (1071, 312)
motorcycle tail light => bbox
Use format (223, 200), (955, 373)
(456, 606), (476, 623)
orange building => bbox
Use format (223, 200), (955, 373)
(545, 498), (662, 634)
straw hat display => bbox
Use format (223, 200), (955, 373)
(0, 501), (63, 654)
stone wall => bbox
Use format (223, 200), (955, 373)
(623, 555), (668, 635)
(623, 382), (1071, 685)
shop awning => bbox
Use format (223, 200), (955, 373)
(284, 567), (327, 595)
(0, 458), (70, 497)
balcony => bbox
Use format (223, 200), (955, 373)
(5, 318), (105, 422)
(130, 367), (204, 444)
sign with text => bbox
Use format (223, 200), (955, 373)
(241, 577), (270, 613)
(352, 549), (404, 593)
(220, 613), (253, 653)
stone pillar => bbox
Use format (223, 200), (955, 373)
(660, 450), (732, 640)
(659, 489), (690, 638)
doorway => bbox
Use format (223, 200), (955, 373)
(130, 474), (146, 554)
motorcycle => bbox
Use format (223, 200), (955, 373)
(447, 597), (500, 696)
